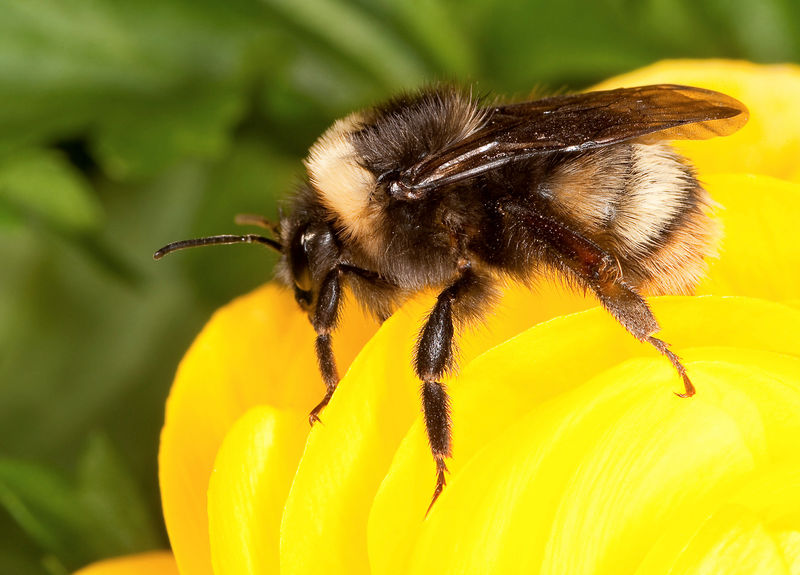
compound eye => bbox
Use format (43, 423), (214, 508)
(289, 225), (313, 292)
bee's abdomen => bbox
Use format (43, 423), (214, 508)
(545, 143), (719, 294)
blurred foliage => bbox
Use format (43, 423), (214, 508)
(0, 0), (797, 573)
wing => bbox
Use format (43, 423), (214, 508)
(397, 84), (748, 193)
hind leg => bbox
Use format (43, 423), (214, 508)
(518, 209), (695, 397)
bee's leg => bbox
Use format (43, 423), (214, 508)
(309, 265), (403, 425)
(587, 273), (695, 397)
(521, 210), (695, 397)
(309, 268), (343, 425)
(415, 264), (493, 512)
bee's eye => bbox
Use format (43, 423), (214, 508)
(290, 226), (313, 292)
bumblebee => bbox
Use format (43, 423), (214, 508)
(156, 84), (748, 508)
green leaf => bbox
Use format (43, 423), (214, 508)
(0, 435), (163, 571)
(76, 433), (162, 554)
(0, 149), (102, 233)
(698, 0), (799, 60)
(261, 0), (429, 88)
(0, 200), (25, 230)
(0, 0), (267, 168)
(92, 88), (245, 180)
(366, 0), (477, 76)
(0, 459), (93, 569)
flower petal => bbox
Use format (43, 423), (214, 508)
(654, 510), (789, 575)
(278, 299), (430, 575)
(207, 406), (308, 575)
(699, 174), (800, 301)
(369, 297), (800, 574)
(159, 284), (377, 575)
(635, 465), (800, 574)
(278, 282), (597, 575)
(72, 551), (177, 575)
(594, 60), (800, 182)
(407, 352), (800, 574)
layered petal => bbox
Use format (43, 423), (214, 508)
(370, 298), (800, 574)
(698, 174), (800, 300)
(278, 286), (598, 574)
(159, 284), (377, 575)
(207, 406), (308, 575)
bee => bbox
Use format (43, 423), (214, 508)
(155, 84), (748, 509)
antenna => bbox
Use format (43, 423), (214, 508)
(153, 234), (281, 260)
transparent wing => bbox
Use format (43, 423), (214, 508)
(400, 84), (748, 192)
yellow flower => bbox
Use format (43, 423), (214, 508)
(79, 60), (800, 574)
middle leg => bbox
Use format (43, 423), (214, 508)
(414, 264), (496, 512)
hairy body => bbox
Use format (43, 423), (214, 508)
(295, 89), (717, 324)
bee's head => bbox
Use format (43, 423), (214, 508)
(154, 193), (341, 319)
(280, 216), (337, 312)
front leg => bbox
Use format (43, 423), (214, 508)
(415, 264), (495, 512)
(308, 264), (403, 425)
(308, 268), (343, 425)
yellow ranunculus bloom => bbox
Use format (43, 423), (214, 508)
(79, 61), (800, 574)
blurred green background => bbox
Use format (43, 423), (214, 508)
(1, 0), (798, 573)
